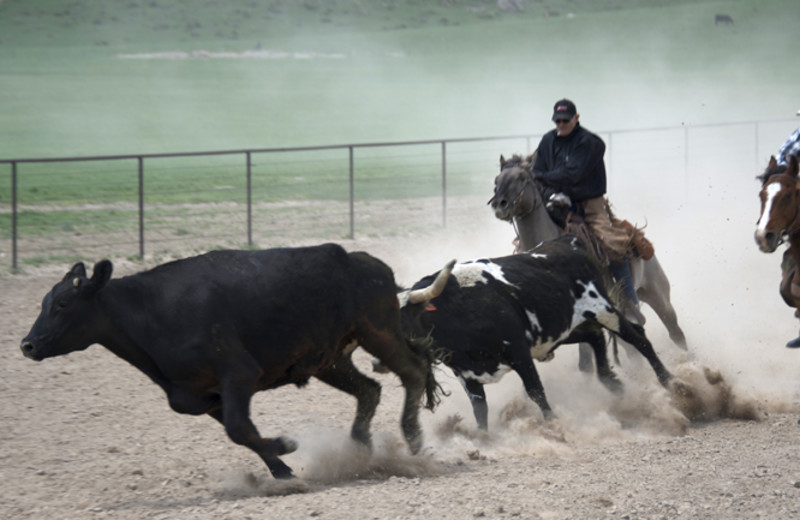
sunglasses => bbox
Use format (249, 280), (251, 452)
(554, 118), (572, 124)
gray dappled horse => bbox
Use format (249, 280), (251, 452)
(489, 154), (687, 370)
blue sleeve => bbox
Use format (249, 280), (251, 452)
(778, 128), (800, 165)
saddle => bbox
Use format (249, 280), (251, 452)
(614, 218), (655, 261)
(545, 194), (655, 263)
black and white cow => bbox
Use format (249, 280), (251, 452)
(393, 235), (673, 430)
(20, 243), (440, 480)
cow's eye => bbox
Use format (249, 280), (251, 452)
(56, 299), (68, 309)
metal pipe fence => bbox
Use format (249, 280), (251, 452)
(1, 119), (796, 270)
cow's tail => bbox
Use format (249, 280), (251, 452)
(406, 333), (449, 411)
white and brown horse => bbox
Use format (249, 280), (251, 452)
(489, 154), (688, 370)
(755, 154), (800, 347)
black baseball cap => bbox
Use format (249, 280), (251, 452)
(552, 99), (577, 121)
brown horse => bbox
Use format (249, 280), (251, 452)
(755, 154), (800, 347)
(489, 154), (688, 370)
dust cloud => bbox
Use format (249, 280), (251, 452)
(291, 129), (800, 486)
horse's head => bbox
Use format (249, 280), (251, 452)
(489, 153), (537, 221)
(755, 154), (800, 252)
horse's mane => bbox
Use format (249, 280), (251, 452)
(501, 153), (537, 170)
(757, 163), (788, 186)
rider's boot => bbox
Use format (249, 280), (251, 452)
(610, 258), (645, 326)
(786, 336), (800, 348)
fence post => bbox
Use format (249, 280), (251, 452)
(684, 126), (690, 198)
(441, 141), (447, 228)
(754, 122), (760, 172)
(246, 151), (253, 246)
(138, 156), (144, 259)
(606, 132), (613, 194)
(349, 146), (355, 239)
(11, 161), (18, 271)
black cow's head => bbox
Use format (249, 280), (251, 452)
(20, 260), (113, 361)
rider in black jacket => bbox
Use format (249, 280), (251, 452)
(533, 99), (643, 323)
(532, 117), (606, 202)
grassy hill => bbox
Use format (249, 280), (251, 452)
(0, 0), (797, 158)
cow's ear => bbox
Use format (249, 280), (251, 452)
(768, 155), (778, 169)
(85, 259), (113, 293)
(64, 262), (86, 282)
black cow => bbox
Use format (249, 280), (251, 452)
(20, 243), (439, 479)
(392, 235), (672, 430)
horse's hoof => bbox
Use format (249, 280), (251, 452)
(786, 337), (800, 348)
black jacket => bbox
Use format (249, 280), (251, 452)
(532, 123), (606, 202)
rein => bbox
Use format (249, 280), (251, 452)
(502, 166), (539, 243)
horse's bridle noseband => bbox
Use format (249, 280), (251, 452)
(489, 165), (542, 242)
(488, 165), (539, 215)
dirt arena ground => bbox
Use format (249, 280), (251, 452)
(3, 206), (800, 520)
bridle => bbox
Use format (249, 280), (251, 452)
(489, 164), (538, 213)
(489, 164), (540, 240)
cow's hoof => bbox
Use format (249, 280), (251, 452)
(407, 433), (423, 455)
(350, 429), (373, 450)
(278, 436), (298, 455)
(273, 468), (296, 480)
(786, 337), (800, 348)
(600, 376), (624, 395)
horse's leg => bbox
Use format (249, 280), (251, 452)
(634, 255), (688, 350)
(578, 342), (595, 373)
(786, 261), (800, 348)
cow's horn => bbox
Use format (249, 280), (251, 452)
(408, 260), (456, 304)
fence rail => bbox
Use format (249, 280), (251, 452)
(1, 118), (796, 270)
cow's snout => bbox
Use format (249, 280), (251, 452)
(20, 340), (41, 361)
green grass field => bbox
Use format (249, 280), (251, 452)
(1, 0), (796, 159)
